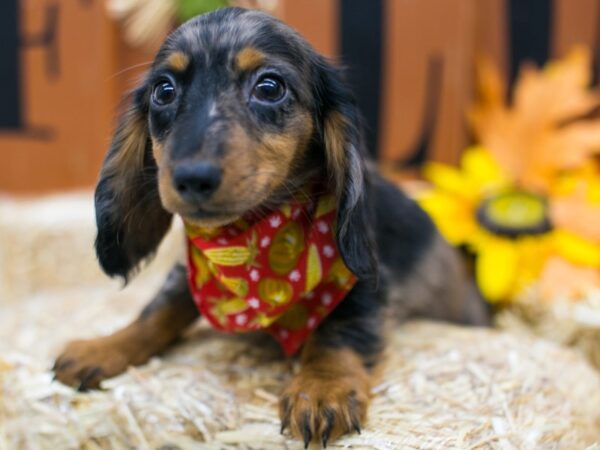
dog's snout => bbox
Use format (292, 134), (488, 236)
(173, 162), (222, 201)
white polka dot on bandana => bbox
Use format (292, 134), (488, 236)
(269, 215), (282, 228)
(289, 270), (301, 282)
(321, 292), (332, 305)
(323, 245), (335, 258)
(235, 314), (247, 325)
(317, 221), (329, 233)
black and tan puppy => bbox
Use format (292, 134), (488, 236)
(54, 8), (488, 447)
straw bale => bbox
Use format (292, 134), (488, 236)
(1, 193), (599, 449)
(0, 192), (182, 303)
(498, 289), (600, 372)
(1, 303), (599, 449)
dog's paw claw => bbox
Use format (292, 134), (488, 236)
(301, 411), (312, 448)
(279, 373), (368, 447)
(76, 366), (105, 392)
(53, 338), (131, 390)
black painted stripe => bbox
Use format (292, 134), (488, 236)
(508, 0), (553, 85)
(0, 0), (22, 130)
(402, 56), (442, 168)
(340, 0), (384, 157)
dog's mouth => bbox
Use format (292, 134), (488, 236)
(182, 206), (243, 228)
(158, 167), (296, 228)
(158, 176), (268, 227)
(170, 195), (274, 228)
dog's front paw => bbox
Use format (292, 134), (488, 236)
(53, 337), (137, 391)
(279, 370), (369, 448)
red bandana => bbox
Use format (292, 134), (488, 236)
(185, 194), (357, 355)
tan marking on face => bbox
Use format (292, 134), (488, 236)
(249, 112), (314, 196)
(158, 159), (239, 228)
(157, 161), (236, 226)
(153, 125), (254, 227)
(235, 47), (265, 72)
(157, 165), (179, 213)
(219, 123), (269, 202)
(295, 111), (315, 155)
(165, 51), (190, 72)
(151, 138), (170, 212)
(199, 124), (304, 215)
(261, 133), (299, 173)
(324, 111), (349, 197)
(157, 111), (314, 226)
(250, 113), (314, 195)
(151, 138), (164, 164)
(152, 142), (184, 214)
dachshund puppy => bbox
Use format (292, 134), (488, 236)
(54, 8), (488, 447)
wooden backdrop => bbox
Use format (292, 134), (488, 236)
(1, 0), (599, 193)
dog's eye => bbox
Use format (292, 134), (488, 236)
(252, 76), (285, 103)
(152, 79), (177, 106)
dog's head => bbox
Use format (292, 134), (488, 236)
(95, 7), (375, 281)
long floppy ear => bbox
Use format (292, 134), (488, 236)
(94, 84), (172, 280)
(316, 59), (377, 279)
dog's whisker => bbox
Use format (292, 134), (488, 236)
(107, 61), (154, 81)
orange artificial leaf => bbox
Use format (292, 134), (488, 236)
(513, 49), (597, 123)
(469, 47), (600, 192)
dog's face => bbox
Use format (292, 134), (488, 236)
(149, 10), (320, 227)
(95, 8), (374, 280)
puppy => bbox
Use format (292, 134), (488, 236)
(54, 8), (488, 447)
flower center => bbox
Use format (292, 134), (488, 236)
(476, 191), (552, 237)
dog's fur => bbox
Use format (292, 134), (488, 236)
(54, 8), (488, 447)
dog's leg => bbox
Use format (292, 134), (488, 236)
(279, 282), (384, 448)
(53, 264), (199, 390)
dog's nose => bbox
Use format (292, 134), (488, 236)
(173, 162), (222, 201)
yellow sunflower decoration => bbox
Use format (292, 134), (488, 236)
(418, 47), (600, 304)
